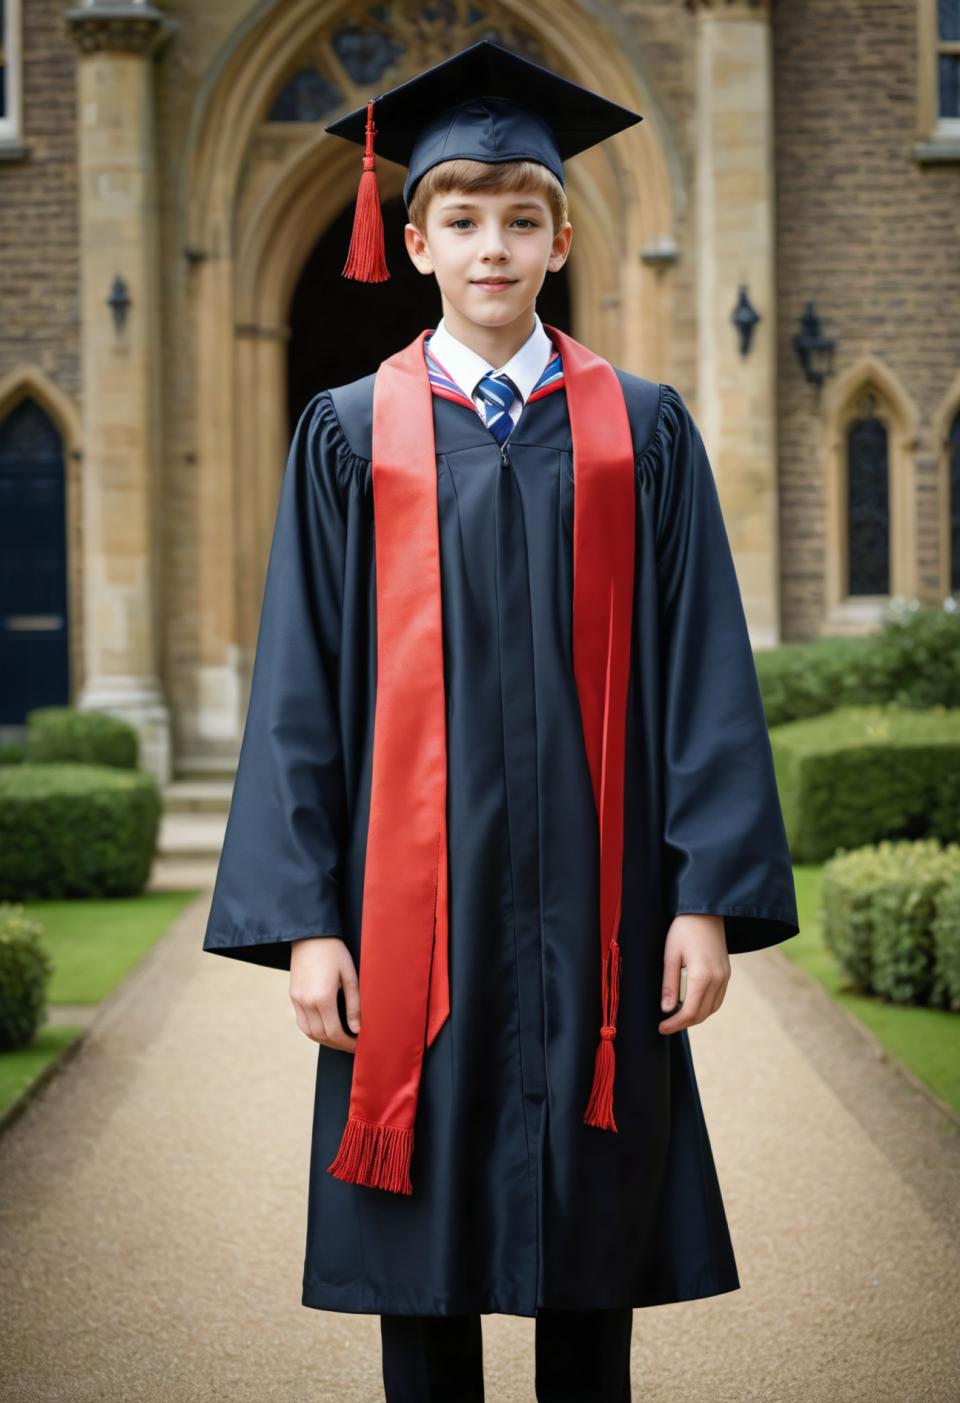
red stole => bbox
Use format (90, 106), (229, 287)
(327, 324), (635, 1194)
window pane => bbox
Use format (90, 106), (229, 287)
(940, 0), (960, 42)
(950, 411), (960, 595)
(847, 413), (890, 596)
(940, 55), (960, 117)
(0, 0), (6, 121)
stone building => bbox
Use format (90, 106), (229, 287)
(1, 0), (958, 786)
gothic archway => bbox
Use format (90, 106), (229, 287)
(181, 0), (678, 746)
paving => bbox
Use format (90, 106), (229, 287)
(1, 882), (958, 1403)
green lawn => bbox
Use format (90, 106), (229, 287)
(26, 890), (201, 1004)
(786, 864), (960, 1115)
(0, 889), (200, 1123)
(0, 1023), (86, 1116)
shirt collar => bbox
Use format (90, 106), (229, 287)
(427, 311), (554, 406)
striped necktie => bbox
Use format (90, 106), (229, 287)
(474, 370), (522, 445)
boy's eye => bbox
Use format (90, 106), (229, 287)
(449, 217), (538, 230)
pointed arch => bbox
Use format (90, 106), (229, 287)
(933, 371), (960, 599)
(178, 0), (684, 746)
(0, 366), (83, 711)
(820, 354), (920, 633)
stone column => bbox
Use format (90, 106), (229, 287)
(692, 0), (781, 646)
(64, 2), (176, 782)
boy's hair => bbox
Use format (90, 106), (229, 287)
(408, 157), (569, 237)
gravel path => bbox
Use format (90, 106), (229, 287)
(1, 889), (958, 1403)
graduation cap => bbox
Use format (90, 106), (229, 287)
(323, 38), (643, 283)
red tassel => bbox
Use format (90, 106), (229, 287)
(583, 937), (621, 1131)
(327, 1115), (414, 1193)
(341, 99), (389, 283)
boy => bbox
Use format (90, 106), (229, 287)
(202, 39), (799, 1402)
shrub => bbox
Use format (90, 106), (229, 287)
(0, 763), (161, 899)
(931, 878), (960, 1011)
(820, 839), (960, 1006)
(820, 845), (892, 992)
(0, 903), (53, 1051)
(26, 707), (139, 770)
(754, 599), (960, 727)
(0, 741), (27, 766)
(770, 703), (960, 863)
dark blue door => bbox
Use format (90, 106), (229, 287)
(0, 398), (70, 724)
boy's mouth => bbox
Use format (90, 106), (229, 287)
(472, 277), (518, 290)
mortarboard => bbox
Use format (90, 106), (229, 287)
(323, 38), (643, 282)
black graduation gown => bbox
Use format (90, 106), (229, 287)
(201, 363), (800, 1318)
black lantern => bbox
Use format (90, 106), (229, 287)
(792, 301), (836, 386)
(107, 275), (131, 333)
(730, 285), (760, 357)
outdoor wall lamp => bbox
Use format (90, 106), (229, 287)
(731, 285), (760, 357)
(792, 301), (836, 386)
(107, 275), (131, 333)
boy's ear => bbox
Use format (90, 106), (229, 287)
(404, 222), (434, 275)
(547, 220), (573, 273)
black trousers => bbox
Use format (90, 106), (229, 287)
(380, 1305), (634, 1402)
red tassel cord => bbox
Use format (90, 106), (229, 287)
(583, 935), (621, 1131)
(327, 1115), (414, 1194)
(341, 99), (390, 283)
(583, 578), (623, 1133)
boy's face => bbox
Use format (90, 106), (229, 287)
(404, 183), (572, 340)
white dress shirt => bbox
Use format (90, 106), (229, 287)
(427, 311), (554, 428)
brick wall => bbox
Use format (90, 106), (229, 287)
(0, 0), (83, 690)
(773, 0), (960, 638)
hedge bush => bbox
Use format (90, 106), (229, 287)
(0, 763), (161, 899)
(754, 599), (960, 727)
(0, 741), (26, 766)
(26, 707), (139, 770)
(0, 903), (53, 1051)
(931, 877), (960, 1011)
(770, 703), (960, 863)
(820, 839), (960, 1007)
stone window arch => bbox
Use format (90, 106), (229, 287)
(822, 356), (918, 634)
(933, 373), (960, 598)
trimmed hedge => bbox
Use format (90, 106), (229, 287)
(820, 839), (960, 1008)
(0, 763), (161, 899)
(0, 903), (53, 1051)
(26, 707), (139, 770)
(932, 878), (960, 1011)
(0, 741), (26, 766)
(770, 703), (960, 863)
(754, 600), (960, 727)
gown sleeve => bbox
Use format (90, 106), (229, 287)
(647, 383), (800, 955)
(201, 391), (353, 970)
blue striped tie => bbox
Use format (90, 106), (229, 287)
(475, 370), (521, 445)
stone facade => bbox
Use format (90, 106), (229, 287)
(0, 0), (957, 779)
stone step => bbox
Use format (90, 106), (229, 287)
(173, 752), (239, 783)
(158, 811), (227, 861)
(163, 778), (234, 814)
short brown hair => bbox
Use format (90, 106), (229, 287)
(408, 157), (569, 237)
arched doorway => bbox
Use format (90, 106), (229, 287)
(182, 3), (675, 750)
(0, 398), (69, 726)
(288, 191), (572, 426)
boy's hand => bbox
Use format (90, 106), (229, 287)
(289, 936), (361, 1053)
(658, 914), (730, 1033)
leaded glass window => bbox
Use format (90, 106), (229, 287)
(847, 395), (890, 596)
